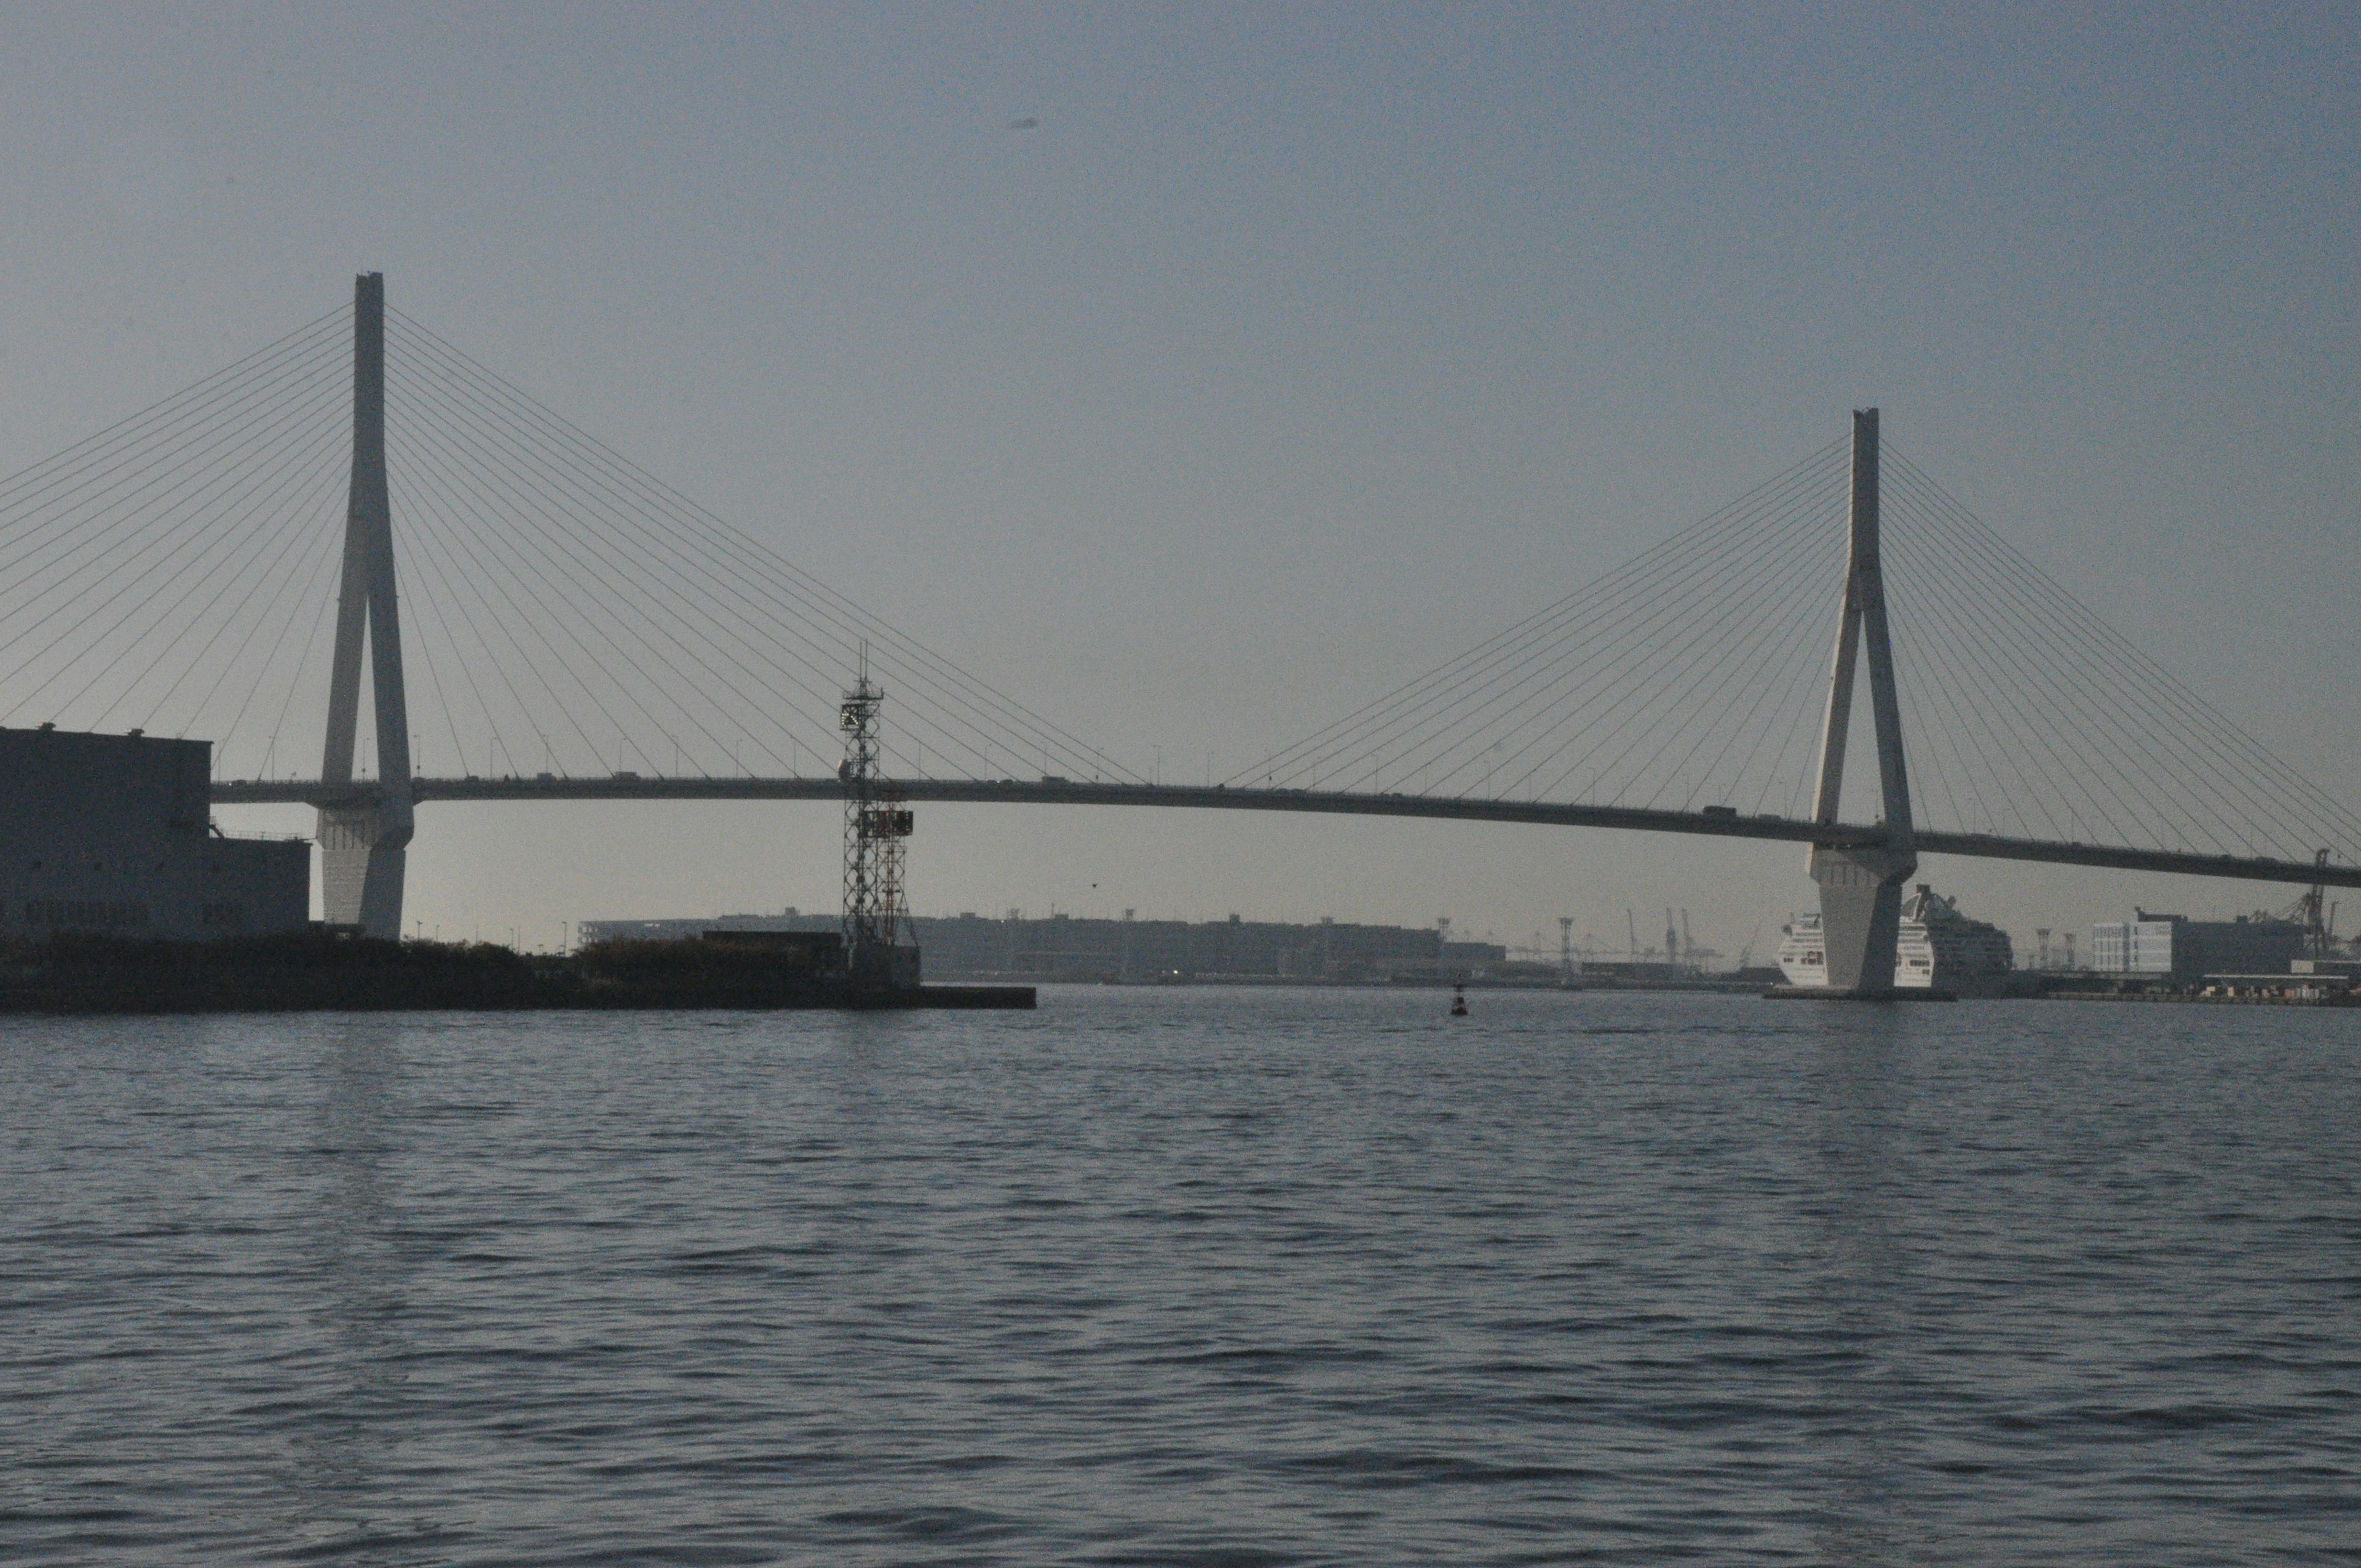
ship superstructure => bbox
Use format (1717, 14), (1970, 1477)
(1777, 883), (2014, 994)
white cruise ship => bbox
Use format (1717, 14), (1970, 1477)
(1777, 884), (2015, 994)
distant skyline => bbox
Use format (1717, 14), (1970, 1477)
(1, 3), (2355, 951)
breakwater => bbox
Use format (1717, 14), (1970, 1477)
(0, 933), (1032, 1013)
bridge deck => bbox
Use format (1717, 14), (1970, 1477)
(206, 777), (2361, 889)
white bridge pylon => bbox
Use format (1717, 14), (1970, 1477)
(316, 273), (413, 935)
(1804, 408), (1918, 994)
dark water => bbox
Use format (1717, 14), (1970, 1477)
(4, 988), (2356, 1566)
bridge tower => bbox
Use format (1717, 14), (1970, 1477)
(317, 272), (414, 938)
(1805, 408), (1916, 992)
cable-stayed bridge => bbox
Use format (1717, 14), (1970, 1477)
(5, 275), (2355, 987)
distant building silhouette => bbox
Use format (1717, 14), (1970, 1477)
(577, 909), (1508, 982)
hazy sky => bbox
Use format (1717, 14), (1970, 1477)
(2, 2), (2355, 955)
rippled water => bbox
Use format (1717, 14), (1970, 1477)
(3, 988), (2356, 1564)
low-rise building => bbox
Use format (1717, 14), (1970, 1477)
(0, 726), (309, 941)
(2090, 909), (2306, 981)
(2089, 917), (2177, 974)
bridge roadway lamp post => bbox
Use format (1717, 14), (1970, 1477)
(1800, 406), (1920, 996)
(316, 272), (415, 938)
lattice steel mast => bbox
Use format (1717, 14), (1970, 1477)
(840, 651), (916, 986)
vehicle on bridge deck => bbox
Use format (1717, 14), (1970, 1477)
(1778, 883), (2015, 995)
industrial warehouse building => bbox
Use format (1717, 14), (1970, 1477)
(2089, 909), (2306, 980)
(0, 726), (308, 941)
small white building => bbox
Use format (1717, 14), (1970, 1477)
(2089, 919), (2177, 974)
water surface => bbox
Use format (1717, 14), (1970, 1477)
(4, 988), (2356, 1564)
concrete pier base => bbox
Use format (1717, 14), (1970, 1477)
(318, 804), (411, 935)
(1810, 842), (1916, 991)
